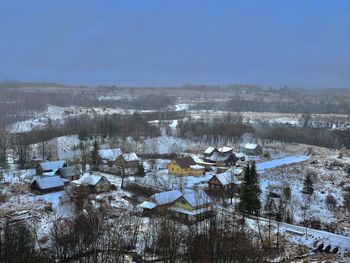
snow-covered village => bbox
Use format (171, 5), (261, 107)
(1, 84), (350, 262)
(2, 1), (350, 262)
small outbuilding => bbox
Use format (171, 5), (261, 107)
(240, 143), (262, 156)
(36, 160), (67, 175)
(55, 166), (81, 181)
(31, 176), (65, 194)
(72, 173), (111, 193)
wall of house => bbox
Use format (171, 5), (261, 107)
(167, 161), (203, 176)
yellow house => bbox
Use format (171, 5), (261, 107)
(167, 157), (205, 176)
(169, 190), (213, 222)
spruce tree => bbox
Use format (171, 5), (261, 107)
(238, 161), (261, 216)
(303, 173), (314, 195)
(91, 140), (99, 170)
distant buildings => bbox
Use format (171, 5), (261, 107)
(203, 146), (238, 167)
(98, 148), (140, 175)
(240, 143), (262, 156)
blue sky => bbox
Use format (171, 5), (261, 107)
(0, 0), (349, 88)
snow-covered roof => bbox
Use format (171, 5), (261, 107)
(204, 147), (216, 154)
(233, 167), (243, 175)
(151, 190), (182, 205)
(169, 206), (212, 215)
(244, 143), (259, 150)
(72, 173), (109, 186)
(39, 160), (66, 172)
(190, 165), (205, 170)
(218, 146), (233, 153)
(32, 176), (64, 190)
(58, 150), (81, 160)
(139, 201), (157, 209)
(56, 166), (81, 178)
(235, 153), (245, 158)
(98, 148), (122, 161)
(211, 169), (242, 186)
(182, 190), (211, 207)
(122, 153), (139, 162)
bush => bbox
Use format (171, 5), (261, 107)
(325, 194), (337, 210)
(283, 186), (291, 201)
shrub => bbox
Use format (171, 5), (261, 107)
(325, 194), (337, 210)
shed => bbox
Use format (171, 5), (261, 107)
(56, 166), (81, 181)
(31, 176), (65, 194)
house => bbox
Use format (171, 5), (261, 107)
(169, 190), (213, 222)
(71, 173), (111, 193)
(203, 146), (238, 167)
(55, 166), (81, 181)
(36, 160), (67, 175)
(31, 176), (65, 194)
(203, 147), (218, 158)
(116, 153), (140, 169)
(167, 157), (205, 176)
(98, 148), (123, 174)
(208, 169), (242, 190)
(140, 189), (183, 214)
(140, 189), (213, 222)
(240, 143), (262, 156)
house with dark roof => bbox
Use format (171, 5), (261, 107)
(167, 157), (205, 176)
(36, 160), (67, 175)
(55, 166), (81, 181)
(31, 176), (65, 194)
(203, 146), (238, 167)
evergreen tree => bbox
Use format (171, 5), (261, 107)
(91, 140), (99, 169)
(303, 173), (314, 195)
(238, 161), (261, 216)
(137, 163), (146, 177)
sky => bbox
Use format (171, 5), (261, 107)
(0, 0), (349, 88)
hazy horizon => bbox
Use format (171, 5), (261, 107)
(1, 0), (349, 88)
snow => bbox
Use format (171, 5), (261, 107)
(33, 176), (64, 190)
(244, 143), (258, 150)
(72, 173), (104, 186)
(39, 160), (66, 172)
(151, 190), (182, 205)
(98, 148), (122, 161)
(182, 189), (211, 207)
(36, 190), (64, 210)
(139, 201), (157, 209)
(204, 146), (216, 154)
(122, 152), (139, 162)
(257, 156), (308, 172)
(174, 103), (189, 111)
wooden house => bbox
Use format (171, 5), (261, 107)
(36, 160), (67, 175)
(55, 166), (81, 181)
(31, 176), (65, 194)
(140, 190), (182, 214)
(116, 153), (140, 169)
(208, 169), (243, 191)
(72, 174), (111, 193)
(167, 157), (205, 176)
(203, 147), (218, 158)
(240, 143), (262, 156)
(98, 148), (122, 174)
(169, 190), (213, 222)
